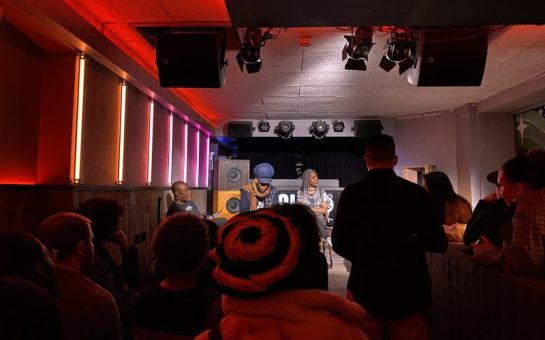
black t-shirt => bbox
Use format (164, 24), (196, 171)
(133, 283), (220, 336)
(166, 201), (201, 217)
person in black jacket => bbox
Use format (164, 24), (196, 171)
(332, 134), (448, 340)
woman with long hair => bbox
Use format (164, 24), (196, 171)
(423, 171), (472, 226)
(297, 169), (329, 238)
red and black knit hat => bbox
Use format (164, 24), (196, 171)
(210, 208), (301, 295)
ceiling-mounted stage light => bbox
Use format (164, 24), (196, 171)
(236, 27), (274, 74)
(332, 120), (345, 132)
(274, 120), (295, 139)
(342, 26), (374, 71)
(257, 120), (270, 132)
(379, 30), (415, 75)
(309, 120), (329, 139)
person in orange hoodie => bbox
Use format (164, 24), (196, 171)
(195, 206), (370, 340)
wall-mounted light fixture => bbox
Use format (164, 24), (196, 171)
(274, 120), (295, 139)
(183, 122), (188, 183)
(309, 120), (329, 139)
(204, 133), (210, 188)
(72, 52), (87, 184)
(116, 80), (127, 185)
(168, 112), (174, 185)
(195, 129), (200, 187)
(146, 99), (155, 185)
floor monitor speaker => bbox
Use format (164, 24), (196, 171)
(353, 120), (383, 138)
(213, 190), (240, 220)
(156, 28), (226, 88)
(214, 159), (250, 191)
(407, 28), (488, 86)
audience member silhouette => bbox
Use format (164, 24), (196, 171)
(133, 213), (221, 338)
(77, 197), (138, 340)
(424, 171), (472, 225)
(333, 134), (448, 340)
(0, 276), (61, 340)
(36, 212), (122, 340)
(196, 207), (369, 340)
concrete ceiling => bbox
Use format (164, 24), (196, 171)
(4, 0), (545, 127)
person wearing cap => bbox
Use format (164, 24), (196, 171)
(195, 207), (370, 340)
(240, 162), (279, 213)
(463, 170), (510, 247)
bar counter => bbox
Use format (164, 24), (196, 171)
(427, 244), (545, 340)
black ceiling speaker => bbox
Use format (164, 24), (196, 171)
(155, 28), (226, 88)
(353, 120), (383, 138)
(227, 121), (254, 138)
(407, 27), (488, 86)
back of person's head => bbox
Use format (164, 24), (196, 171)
(0, 231), (58, 297)
(527, 150), (545, 189)
(76, 197), (124, 243)
(35, 212), (93, 261)
(202, 218), (219, 249)
(210, 206), (326, 297)
(501, 155), (530, 185)
(0, 276), (61, 340)
(424, 171), (458, 202)
(152, 213), (209, 276)
(364, 134), (396, 163)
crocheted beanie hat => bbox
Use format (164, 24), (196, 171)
(210, 208), (301, 296)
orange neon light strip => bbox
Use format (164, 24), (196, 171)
(74, 53), (86, 184)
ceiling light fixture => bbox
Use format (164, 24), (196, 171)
(342, 26), (374, 71)
(274, 120), (295, 139)
(236, 27), (274, 74)
(332, 120), (345, 132)
(257, 120), (270, 132)
(379, 29), (416, 75)
(309, 120), (329, 139)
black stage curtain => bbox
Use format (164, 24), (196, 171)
(235, 137), (367, 187)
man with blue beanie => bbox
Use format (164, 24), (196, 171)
(240, 163), (279, 212)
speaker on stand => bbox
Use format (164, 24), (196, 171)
(213, 159), (250, 220)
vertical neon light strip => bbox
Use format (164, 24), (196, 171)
(74, 53), (86, 183)
(146, 100), (155, 185)
(183, 122), (188, 183)
(204, 134), (210, 188)
(168, 112), (174, 185)
(195, 130), (200, 187)
(117, 81), (127, 184)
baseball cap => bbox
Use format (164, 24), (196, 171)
(486, 171), (499, 185)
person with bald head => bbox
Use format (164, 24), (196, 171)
(167, 181), (202, 217)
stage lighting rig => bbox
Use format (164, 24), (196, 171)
(309, 120), (329, 139)
(342, 26), (374, 71)
(274, 120), (295, 139)
(379, 30), (416, 75)
(257, 120), (270, 132)
(236, 28), (274, 74)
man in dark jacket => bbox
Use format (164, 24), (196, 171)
(332, 134), (448, 340)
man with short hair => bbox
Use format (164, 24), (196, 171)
(240, 162), (279, 212)
(36, 212), (122, 340)
(332, 134), (448, 340)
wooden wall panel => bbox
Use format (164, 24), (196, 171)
(171, 117), (185, 184)
(123, 83), (149, 186)
(0, 185), (207, 272)
(150, 103), (170, 186)
(81, 59), (120, 185)
(0, 20), (43, 184)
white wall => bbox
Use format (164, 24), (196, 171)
(394, 112), (459, 188)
